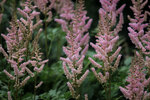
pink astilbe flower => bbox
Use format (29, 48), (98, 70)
(34, 0), (55, 22)
(0, 21), (32, 88)
(7, 91), (12, 100)
(84, 94), (88, 100)
(128, 0), (150, 85)
(53, 0), (74, 20)
(57, 0), (92, 99)
(120, 53), (150, 100)
(18, 0), (48, 69)
(35, 81), (43, 89)
(0, 0), (47, 94)
(89, 0), (125, 83)
(55, 0), (92, 55)
(128, 0), (150, 54)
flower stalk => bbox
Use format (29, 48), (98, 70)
(0, 0), (48, 99)
(89, 0), (125, 99)
(34, 0), (55, 58)
(120, 52), (150, 100)
(56, 0), (92, 99)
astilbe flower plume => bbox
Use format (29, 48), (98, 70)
(89, 0), (125, 84)
(0, 20), (32, 88)
(33, 0), (55, 57)
(128, 0), (149, 54)
(128, 0), (150, 74)
(120, 52), (150, 100)
(0, 0), (48, 98)
(33, 0), (55, 22)
(17, 0), (48, 71)
(53, 0), (74, 20)
(55, 0), (92, 99)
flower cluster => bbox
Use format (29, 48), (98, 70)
(56, 0), (92, 99)
(120, 1), (150, 99)
(34, 0), (55, 22)
(128, 0), (149, 54)
(128, 0), (150, 76)
(0, 0), (48, 98)
(53, 0), (74, 20)
(0, 20), (33, 88)
(120, 52), (150, 100)
(89, 0), (125, 83)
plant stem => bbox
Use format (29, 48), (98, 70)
(33, 73), (37, 100)
(104, 85), (107, 100)
(44, 13), (48, 58)
(73, 62), (80, 100)
(48, 37), (54, 57)
(12, 0), (17, 19)
(104, 83), (109, 100)
(15, 88), (18, 100)
(108, 78), (111, 100)
(15, 77), (19, 100)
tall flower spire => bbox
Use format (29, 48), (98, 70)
(128, 0), (149, 54)
(53, 0), (74, 20)
(89, 0), (125, 83)
(56, 0), (92, 99)
(120, 1), (150, 99)
(88, 0), (125, 99)
(0, 0), (48, 98)
(120, 52), (150, 100)
(33, 0), (55, 22)
(127, 0), (150, 74)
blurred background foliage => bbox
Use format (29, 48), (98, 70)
(0, 0), (150, 100)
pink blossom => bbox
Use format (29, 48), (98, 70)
(25, 67), (34, 77)
(7, 91), (12, 100)
(77, 70), (89, 85)
(120, 53), (150, 100)
(34, 64), (44, 73)
(84, 94), (88, 100)
(19, 76), (30, 87)
(0, 0), (47, 91)
(24, 6), (32, 13)
(35, 81), (43, 89)
(3, 70), (15, 80)
(53, 0), (74, 20)
(88, 58), (102, 68)
(89, 0), (125, 83)
(128, 0), (149, 54)
(67, 82), (75, 98)
(57, 1), (92, 99)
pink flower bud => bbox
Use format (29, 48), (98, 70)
(20, 76), (30, 87)
(3, 70), (15, 80)
(8, 91), (12, 100)
(18, 8), (28, 18)
(67, 82), (75, 98)
(119, 87), (131, 99)
(35, 81), (43, 89)
(77, 70), (89, 85)
(89, 57), (102, 68)
(25, 67), (34, 77)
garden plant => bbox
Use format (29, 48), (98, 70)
(0, 0), (150, 100)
